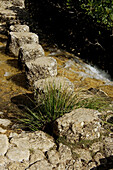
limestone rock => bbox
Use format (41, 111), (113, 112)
(7, 32), (39, 57)
(29, 149), (45, 164)
(28, 131), (56, 152)
(53, 108), (102, 142)
(0, 135), (9, 156)
(0, 119), (11, 127)
(34, 76), (74, 96)
(0, 127), (7, 133)
(104, 137), (113, 157)
(6, 147), (30, 162)
(18, 43), (45, 68)
(8, 161), (29, 170)
(0, 9), (16, 22)
(11, 0), (25, 8)
(73, 148), (92, 164)
(29, 159), (52, 170)
(58, 143), (73, 164)
(9, 24), (29, 32)
(25, 57), (57, 87)
(47, 149), (60, 165)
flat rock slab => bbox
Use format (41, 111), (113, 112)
(0, 135), (9, 156)
(0, 118), (11, 127)
(25, 56), (57, 87)
(9, 24), (29, 32)
(7, 32), (39, 57)
(18, 43), (45, 67)
(6, 147), (30, 162)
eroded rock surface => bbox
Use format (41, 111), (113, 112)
(25, 56), (57, 86)
(9, 24), (29, 32)
(7, 32), (39, 57)
(18, 43), (45, 68)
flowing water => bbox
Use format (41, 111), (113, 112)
(0, 33), (113, 130)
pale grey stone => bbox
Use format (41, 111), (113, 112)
(10, 136), (29, 149)
(6, 147), (30, 162)
(47, 149), (60, 165)
(0, 156), (8, 166)
(28, 131), (56, 152)
(8, 32), (39, 57)
(11, 0), (25, 8)
(9, 25), (29, 32)
(94, 152), (106, 166)
(0, 119), (11, 127)
(34, 76), (74, 95)
(0, 127), (6, 133)
(73, 158), (83, 170)
(73, 148), (92, 164)
(29, 149), (45, 164)
(0, 134), (9, 156)
(58, 143), (72, 164)
(104, 137), (113, 157)
(18, 43), (45, 67)
(7, 161), (29, 170)
(25, 57), (57, 86)
(89, 142), (103, 153)
(29, 159), (52, 170)
(0, 9), (16, 22)
(53, 108), (102, 141)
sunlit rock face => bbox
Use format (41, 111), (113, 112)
(7, 32), (39, 57)
(25, 57), (57, 87)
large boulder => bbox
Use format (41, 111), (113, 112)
(7, 32), (39, 57)
(18, 43), (45, 68)
(53, 108), (103, 142)
(25, 57), (57, 87)
(9, 24), (29, 32)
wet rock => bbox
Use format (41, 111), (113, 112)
(25, 57), (57, 87)
(0, 118), (11, 127)
(0, 134), (9, 156)
(29, 149), (45, 165)
(18, 43), (45, 68)
(7, 32), (39, 57)
(29, 159), (52, 170)
(6, 147), (30, 162)
(9, 24), (29, 32)
(53, 108), (102, 142)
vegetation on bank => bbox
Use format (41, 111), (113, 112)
(17, 84), (113, 132)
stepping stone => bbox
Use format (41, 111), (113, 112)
(0, 9), (16, 22)
(18, 43), (45, 68)
(0, 119), (11, 127)
(9, 24), (29, 32)
(34, 76), (74, 100)
(25, 57), (57, 87)
(7, 32), (39, 57)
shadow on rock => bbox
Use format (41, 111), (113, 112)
(91, 156), (113, 170)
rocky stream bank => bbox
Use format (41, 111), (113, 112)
(0, 0), (113, 169)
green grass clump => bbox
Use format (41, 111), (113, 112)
(19, 84), (78, 131)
